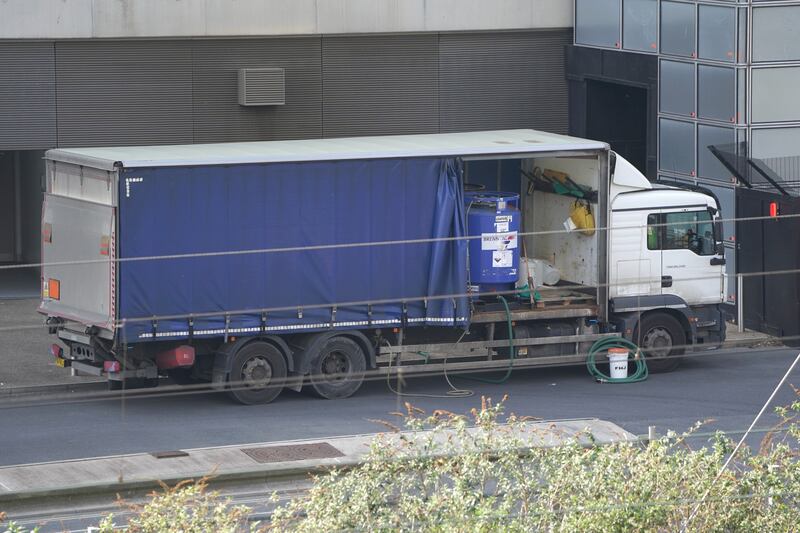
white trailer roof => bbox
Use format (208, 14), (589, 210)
(45, 130), (608, 170)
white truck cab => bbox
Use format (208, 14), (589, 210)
(608, 153), (726, 371)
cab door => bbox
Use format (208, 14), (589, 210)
(655, 209), (724, 305)
(609, 208), (662, 298)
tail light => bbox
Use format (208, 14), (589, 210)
(48, 279), (61, 300)
(50, 344), (64, 358)
(104, 361), (121, 373)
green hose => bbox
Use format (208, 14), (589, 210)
(586, 337), (648, 383)
(457, 294), (516, 384)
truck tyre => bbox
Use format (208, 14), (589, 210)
(634, 313), (686, 373)
(227, 342), (287, 405)
(308, 337), (366, 400)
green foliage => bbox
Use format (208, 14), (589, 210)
(97, 478), (251, 533)
(268, 396), (800, 532)
(4, 395), (800, 532)
(0, 512), (37, 533)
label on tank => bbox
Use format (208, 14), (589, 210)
(492, 250), (513, 268)
(481, 232), (518, 251)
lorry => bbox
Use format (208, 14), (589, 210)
(40, 129), (727, 404)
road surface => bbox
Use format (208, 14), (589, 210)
(1, 345), (797, 467)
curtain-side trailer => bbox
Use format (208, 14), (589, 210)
(39, 130), (726, 404)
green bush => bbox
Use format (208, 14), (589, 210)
(268, 396), (800, 532)
(98, 478), (251, 533)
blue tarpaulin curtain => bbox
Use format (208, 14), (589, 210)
(118, 157), (469, 342)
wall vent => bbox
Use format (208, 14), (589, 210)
(238, 68), (285, 106)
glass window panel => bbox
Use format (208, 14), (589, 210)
(698, 5), (736, 62)
(659, 118), (695, 175)
(663, 211), (715, 256)
(753, 6), (800, 62)
(751, 128), (800, 159)
(647, 214), (661, 250)
(661, 1), (696, 58)
(623, 0), (658, 52)
(576, 0), (621, 49)
(752, 67), (800, 123)
(657, 177), (736, 245)
(660, 60), (695, 117)
(699, 182), (736, 244)
(698, 65), (735, 122)
(698, 125), (735, 183)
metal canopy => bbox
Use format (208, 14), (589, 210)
(710, 141), (800, 198)
(44, 130), (608, 171)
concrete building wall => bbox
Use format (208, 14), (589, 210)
(0, 0), (572, 39)
(0, 29), (572, 150)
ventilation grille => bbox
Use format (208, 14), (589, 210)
(238, 68), (285, 106)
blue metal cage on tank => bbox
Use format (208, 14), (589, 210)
(464, 191), (520, 298)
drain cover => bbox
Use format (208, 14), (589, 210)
(241, 442), (344, 464)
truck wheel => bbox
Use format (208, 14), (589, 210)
(227, 342), (287, 405)
(634, 313), (686, 373)
(308, 337), (366, 400)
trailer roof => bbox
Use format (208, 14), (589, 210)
(45, 130), (608, 171)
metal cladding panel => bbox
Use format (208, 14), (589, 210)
(192, 38), (321, 142)
(439, 30), (570, 134)
(0, 42), (56, 150)
(322, 34), (439, 138)
(56, 41), (193, 147)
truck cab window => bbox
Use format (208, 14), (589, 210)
(646, 214), (661, 250)
(663, 211), (715, 256)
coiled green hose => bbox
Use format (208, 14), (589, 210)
(586, 336), (648, 383)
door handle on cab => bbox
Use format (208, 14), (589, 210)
(710, 257), (726, 266)
(661, 275), (673, 288)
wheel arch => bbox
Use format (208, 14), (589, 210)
(292, 330), (375, 375)
(212, 335), (294, 384)
(639, 308), (694, 348)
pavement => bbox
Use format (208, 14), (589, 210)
(0, 418), (633, 500)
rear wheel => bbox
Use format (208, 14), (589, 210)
(308, 337), (366, 400)
(227, 342), (287, 405)
(634, 313), (686, 373)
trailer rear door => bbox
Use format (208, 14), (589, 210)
(40, 194), (115, 330)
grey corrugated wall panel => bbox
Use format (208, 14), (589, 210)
(322, 34), (439, 138)
(0, 43), (56, 150)
(439, 30), (571, 134)
(192, 38), (321, 143)
(56, 41), (193, 147)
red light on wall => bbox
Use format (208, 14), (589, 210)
(769, 202), (779, 218)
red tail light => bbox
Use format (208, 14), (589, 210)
(50, 344), (63, 358)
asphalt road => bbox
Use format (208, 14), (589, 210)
(1, 345), (798, 467)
